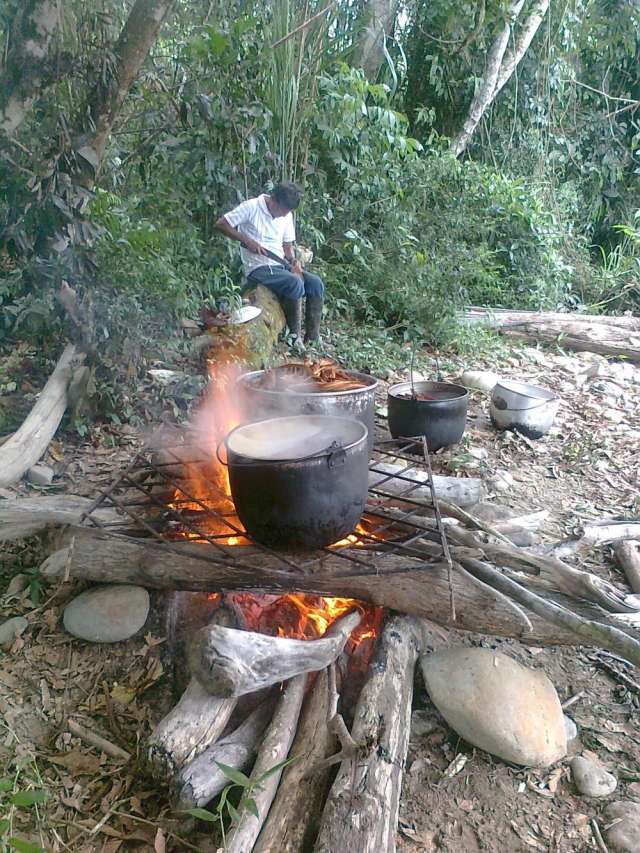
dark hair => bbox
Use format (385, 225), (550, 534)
(271, 181), (303, 210)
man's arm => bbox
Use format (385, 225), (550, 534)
(283, 241), (303, 275)
(215, 215), (266, 257)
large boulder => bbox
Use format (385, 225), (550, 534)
(420, 647), (566, 767)
(603, 801), (640, 852)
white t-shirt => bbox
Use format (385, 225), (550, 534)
(224, 194), (295, 276)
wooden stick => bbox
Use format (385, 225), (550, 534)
(0, 494), (119, 542)
(225, 674), (307, 853)
(615, 540), (640, 594)
(146, 678), (236, 780)
(176, 699), (275, 808)
(188, 610), (361, 698)
(368, 462), (484, 507)
(0, 345), (83, 488)
(253, 669), (336, 853)
(314, 616), (429, 853)
(583, 522), (640, 548)
(67, 718), (130, 761)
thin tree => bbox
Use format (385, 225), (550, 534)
(450, 0), (549, 157)
(351, 0), (399, 81)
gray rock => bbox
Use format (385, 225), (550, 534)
(5, 574), (28, 597)
(487, 469), (514, 492)
(26, 464), (54, 486)
(571, 756), (617, 798)
(604, 801), (640, 852)
(411, 710), (440, 737)
(420, 648), (566, 767)
(564, 715), (578, 743)
(0, 616), (29, 646)
(626, 782), (640, 802)
(63, 584), (150, 643)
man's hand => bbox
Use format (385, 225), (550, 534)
(291, 259), (304, 276)
(242, 237), (267, 256)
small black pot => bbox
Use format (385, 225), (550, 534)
(387, 381), (469, 451)
(224, 415), (369, 550)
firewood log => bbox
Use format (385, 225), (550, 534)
(146, 678), (236, 781)
(53, 526), (640, 660)
(369, 462), (483, 507)
(225, 674), (307, 853)
(253, 669), (336, 853)
(0, 344), (84, 488)
(615, 541), (640, 594)
(188, 610), (362, 698)
(176, 699), (275, 808)
(314, 616), (430, 853)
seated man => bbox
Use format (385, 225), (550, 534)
(215, 182), (324, 345)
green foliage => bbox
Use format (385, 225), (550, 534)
(0, 731), (50, 853)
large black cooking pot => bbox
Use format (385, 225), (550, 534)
(387, 380), (469, 451)
(223, 415), (369, 550)
(235, 369), (378, 453)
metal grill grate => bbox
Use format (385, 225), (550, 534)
(79, 425), (445, 575)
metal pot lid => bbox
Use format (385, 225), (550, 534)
(230, 305), (262, 325)
(226, 415), (367, 461)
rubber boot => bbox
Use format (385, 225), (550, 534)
(280, 296), (304, 351)
(304, 294), (323, 344)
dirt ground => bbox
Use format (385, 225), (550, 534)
(1, 340), (639, 852)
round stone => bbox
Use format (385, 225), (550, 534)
(0, 616), (28, 646)
(420, 647), (566, 767)
(564, 715), (578, 743)
(571, 756), (617, 798)
(63, 585), (150, 643)
(604, 801), (640, 852)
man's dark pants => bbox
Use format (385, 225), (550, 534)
(246, 264), (325, 300)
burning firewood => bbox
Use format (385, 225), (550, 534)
(147, 678), (236, 780)
(187, 610), (362, 698)
(314, 615), (432, 853)
(225, 674), (307, 853)
(253, 668), (337, 853)
(176, 698), (275, 809)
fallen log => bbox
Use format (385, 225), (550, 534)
(0, 495), (119, 542)
(147, 678), (236, 781)
(53, 526), (640, 655)
(500, 327), (640, 363)
(615, 541), (640, 594)
(462, 307), (640, 330)
(176, 699), (274, 809)
(0, 344), (84, 488)
(582, 522), (640, 548)
(253, 669), (336, 853)
(369, 462), (484, 507)
(225, 674), (307, 853)
(188, 610), (362, 698)
(314, 616), (428, 853)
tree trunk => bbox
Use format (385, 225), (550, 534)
(451, 0), (526, 157)
(73, 0), (175, 175)
(52, 525), (637, 652)
(462, 307), (640, 329)
(0, 345), (83, 488)
(0, 0), (62, 135)
(494, 0), (550, 97)
(615, 541), (640, 595)
(351, 0), (399, 80)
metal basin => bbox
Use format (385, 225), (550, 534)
(236, 369), (378, 453)
(490, 380), (560, 438)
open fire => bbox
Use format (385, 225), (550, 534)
(167, 357), (384, 647)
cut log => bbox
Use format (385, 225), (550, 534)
(615, 541), (640, 595)
(582, 522), (640, 548)
(53, 526), (640, 654)
(176, 699), (275, 809)
(225, 674), (307, 853)
(188, 610), (362, 698)
(314, 616), (428, 853)
(147, 678), (236, 780)
(193, 285), (286, 370)
(253, 669), (336, 853)
(0, 345), (84, 488)
(462, 307), (640, 330)
(0, 495), (119, 542)
(369, 462), (484, 507)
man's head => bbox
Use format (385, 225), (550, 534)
(267, 181), (303, 217)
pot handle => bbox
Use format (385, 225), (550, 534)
(219, 439), (348, 467)
(215, 439), (229, 467)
